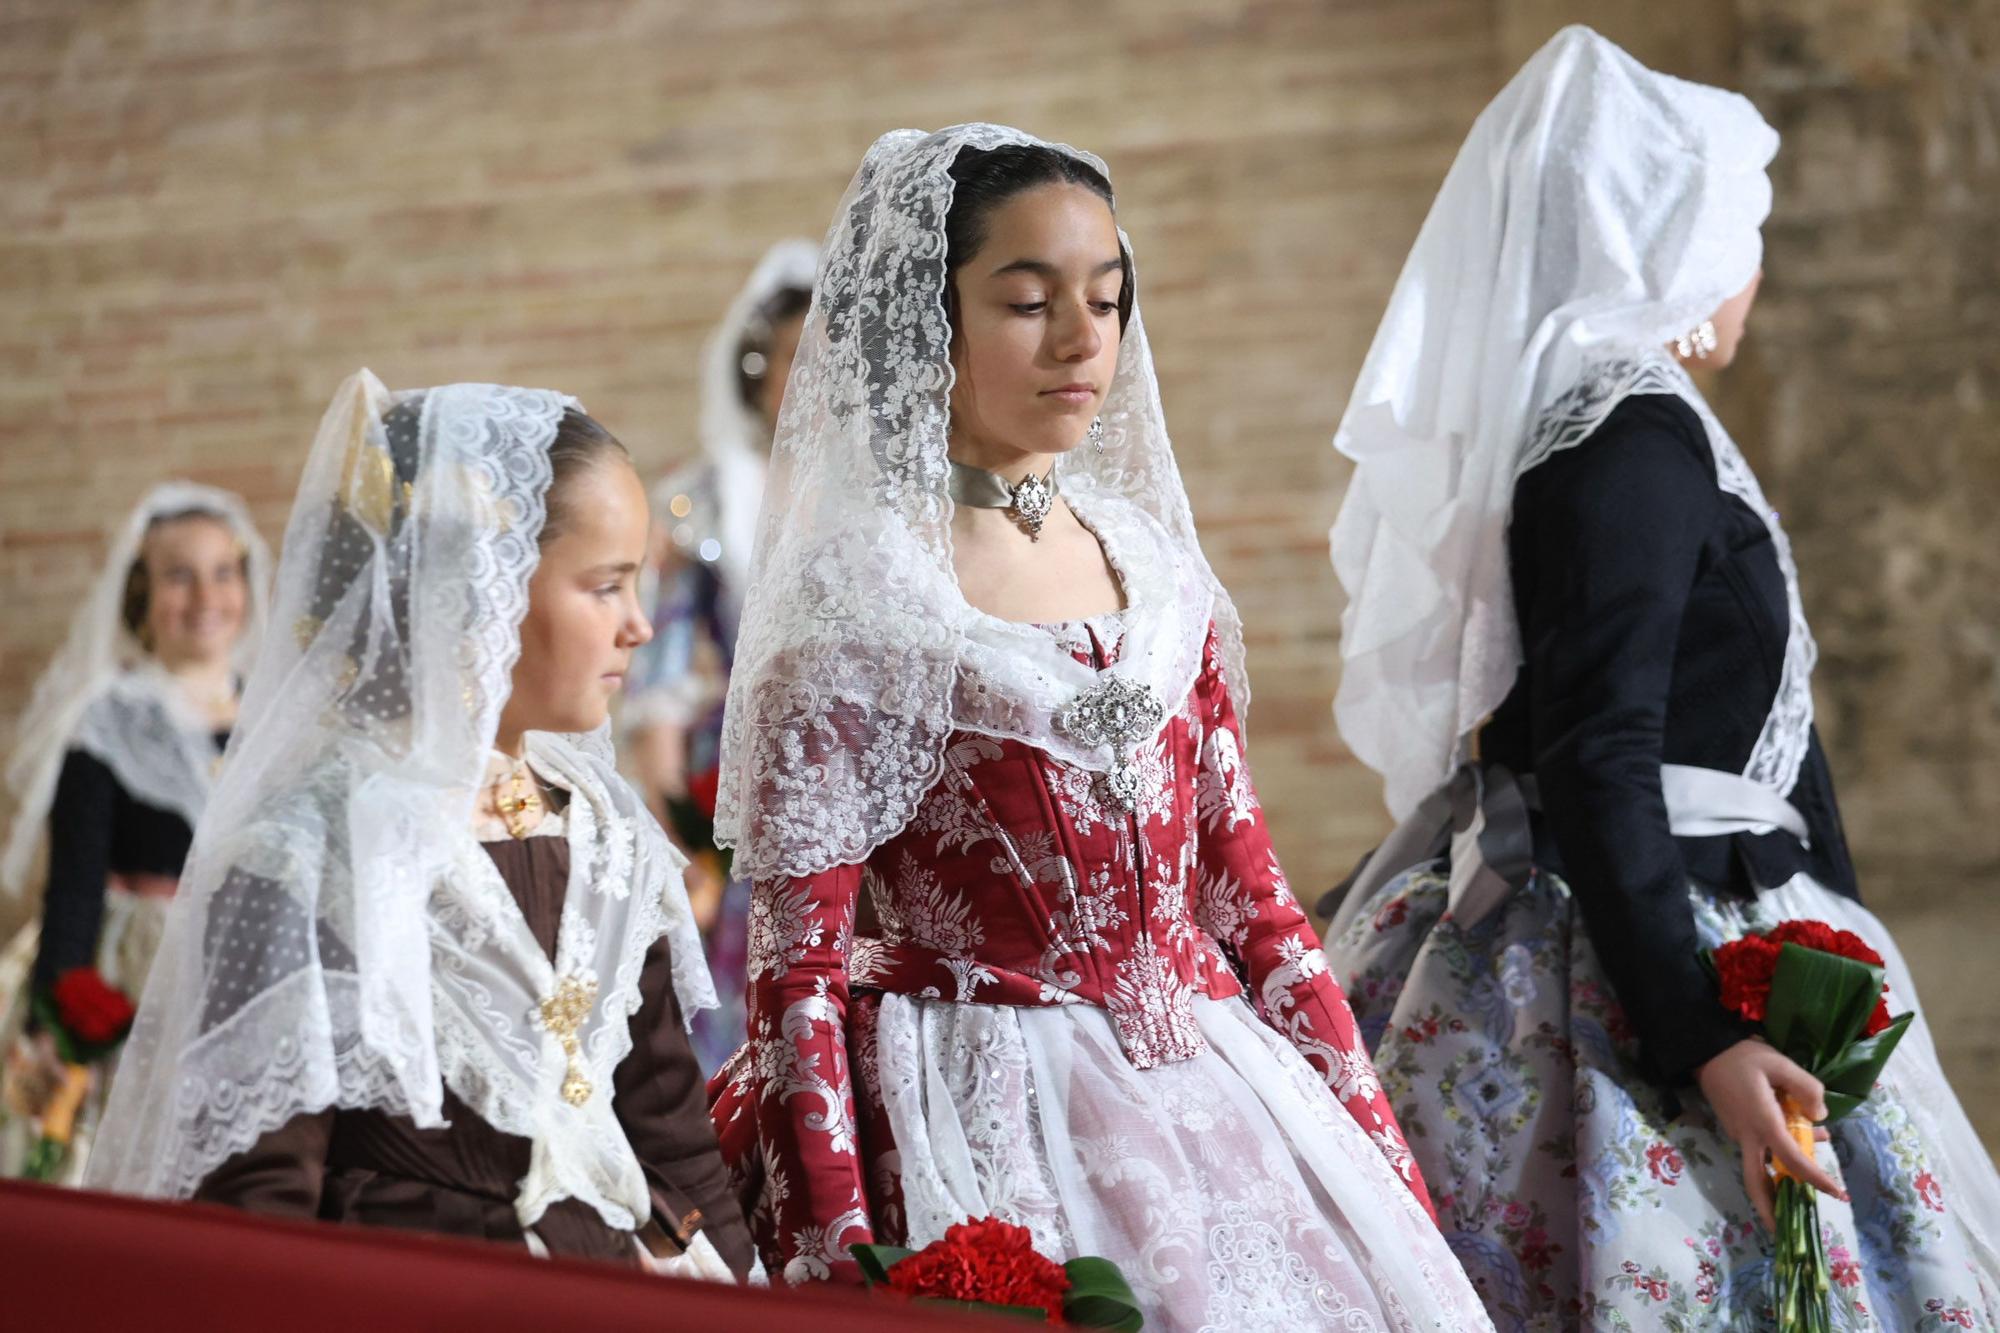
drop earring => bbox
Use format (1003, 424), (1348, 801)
(1674, 319), (1718, 361)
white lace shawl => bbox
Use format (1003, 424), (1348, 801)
(1, 482), (271, 896)
(69, 665), (225, 834)
(1328, 26), (1790, 818)
(86, 372), (713, 1232)
(713, 124), (1245, 883)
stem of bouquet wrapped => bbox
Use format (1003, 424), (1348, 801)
(1711, 925), (1915, 1333)
(41, 1062), (90, 1145)
(1770, 1093), (1831, 1333)
(22, 1062), (92, 1182)
(1770, 1095), (1817, 1183)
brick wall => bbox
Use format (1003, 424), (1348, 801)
(1, 0), (1992, 1144)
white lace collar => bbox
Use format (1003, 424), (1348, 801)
(71, 665), (227, 835)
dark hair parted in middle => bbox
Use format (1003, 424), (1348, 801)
(943, 143), (1136, 336)
(542, 408), (629, 545)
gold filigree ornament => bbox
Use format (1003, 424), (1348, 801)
(536, 974), (600, 1107)
(493, 759), (545, 839)
(339, 409), (399, 539)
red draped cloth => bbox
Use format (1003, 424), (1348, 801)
(0, 1179), (973, 1332)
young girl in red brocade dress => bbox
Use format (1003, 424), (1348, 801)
(704, 124), (1494, 1333)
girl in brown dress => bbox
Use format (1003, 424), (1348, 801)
(87, 372), (753, 1279)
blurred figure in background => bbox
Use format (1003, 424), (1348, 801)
(0, 482), (269, 1184)
(625, 238), (816, 1074)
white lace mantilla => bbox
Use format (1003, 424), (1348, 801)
(715, 124), (1247, 884)
(70, 667), (222, 835)
(86, 374), (712, 1233)
(1328, 28), (1780, 819)
(1, 480), (271, 896)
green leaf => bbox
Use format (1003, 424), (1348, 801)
(1815, 1013), (1915, 1121)
(849, 1243), (914, 1286)
(21, 1136), (67, 1183)
(1062, 1256), (1145, 1330)
(28, 991), (83, 1065)
(1765, 944), (1884, 1068)
(915, 1299), (1048, 1321)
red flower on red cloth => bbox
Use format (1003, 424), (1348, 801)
(884, 1218), (1071, 1320)
(50, 967), (136, 1046)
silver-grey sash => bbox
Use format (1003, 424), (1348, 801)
(1322, 763), (1809, 939)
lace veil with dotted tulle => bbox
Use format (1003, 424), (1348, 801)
(1328, 26), (1814, 820)
(87, 371), (714, 1232)
(713, 124), (1247, 884)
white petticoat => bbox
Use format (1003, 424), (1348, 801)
(875, 991), (1495, 1332)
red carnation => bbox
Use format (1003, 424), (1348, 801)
(50, 968), (136, 1046)
(1712, 934), (1783, 1024)
(687, 767), (721, 821)
(885, 1217), (1071, 1321)
(1768, 919), (1883, 968)
(1757, 921), (1894, 1036)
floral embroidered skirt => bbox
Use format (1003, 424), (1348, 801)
(872, 992), (1495, 1333)
(1326, 864), (2000, 1331)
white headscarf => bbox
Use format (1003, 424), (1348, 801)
(88, 372), (714, 1233)
(673, 237), (820, 596)
(715, 124), (1247, 883)
(1, 481), (272, 897)
(1329, 26), (1802, 819)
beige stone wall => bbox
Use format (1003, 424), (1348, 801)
(2, 1), (1992, 1142)
(1722, 0), (2000, 1148)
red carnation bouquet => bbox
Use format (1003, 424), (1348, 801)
(1708, 920), (1913, 1333)
(854, 1217), (1143, 1328)
(22, 966), (138, 1181)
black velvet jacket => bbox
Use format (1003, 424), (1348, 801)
(30, 735), (226, 993)
(1480, 392), (1858, 1082)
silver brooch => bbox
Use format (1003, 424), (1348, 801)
(1099, 762), (1145, 812)
(1058, 677), (1166, 813)
(1010, 471), (1055, 540)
